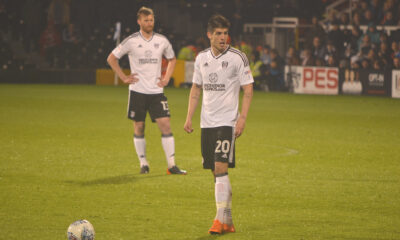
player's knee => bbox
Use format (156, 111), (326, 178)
(214, 162), (228, 175)
(134, 122), (145, 135)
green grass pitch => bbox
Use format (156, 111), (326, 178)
(0, 84), (399, 240)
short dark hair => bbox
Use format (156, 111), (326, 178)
(137, 7), (154, 19)
(207, 14), (230, 33)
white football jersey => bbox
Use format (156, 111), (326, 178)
(192, 46), (254, 128)
(112, 31), (175, 94)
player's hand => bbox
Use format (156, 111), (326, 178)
(234, 117), (246, 138)
(157, 78), (169, 88)
(122, 73), (139, 84)
(184, 119), (193, 133)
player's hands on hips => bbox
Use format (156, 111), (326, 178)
(122, 73), (139, 84)
(235, 117), (246, 138)
(184, 119), (193, 133)
(157, 78), (169, 88)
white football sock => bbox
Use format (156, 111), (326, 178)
(133, 135), (148, 167)
(224, 177), (233, 225)
(215, 174), (230, 223)
(161, 134), (175, 168)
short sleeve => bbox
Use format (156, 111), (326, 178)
(238, 55), (254, 86)
(192, 55), (202, 85)
(112, 38), (130, 59)
(163, 39), (175, 59)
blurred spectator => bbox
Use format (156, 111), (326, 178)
(285, 46), (300, 65)
(326, 55), (337, 67)
(323, 40), (337, 62)
(259, 45), (271, 66)
(392, 57), (400, 69)
(312, 36), (325, 59)
(391, 41), (400, 59)
(48, 0), (70, 31)
(345, 25), (362, 52)
(377, 42), (392, 65)
(39, 20), (62, 67)
(352, 12), (362, 26)
(339, 13), (349, 26)
(370, 0), (383, 24)
(306, 16), (325, 44)
(327, 22), (344, 53)
(373, 59), (383, 70)
(358, 35), (373, 56)
(315, 57), (325, 66)
(301, 49), (315, 66)
(365, 24), (380, 45)
(250, 50), (265, 89)
(62, 23), (81, 45)
(381, 11), (396, 25)
(177, 39), (197, 61)
(361, 58), (371, 69)
(361, 10), (375, 25)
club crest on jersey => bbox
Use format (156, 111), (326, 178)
(154, 43), (159, 49)
(145, 50), (152, 58)
(203, 62), (209, 67)
(222, 61), (229, 69)
(209, 73), (218, 83)
(138, 44), (143, 48)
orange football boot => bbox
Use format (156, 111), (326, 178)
(208, 220), (223, 234)
(223, 223), (236, 233)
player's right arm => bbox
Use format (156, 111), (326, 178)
(184, 83), (202, 133)
(107, 53), (138, 84)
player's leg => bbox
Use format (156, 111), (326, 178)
(208, 127), (235, 234)
(150, 94), (186, 175)
(133, 121), (149, 173)
(127, 90), (149, 173)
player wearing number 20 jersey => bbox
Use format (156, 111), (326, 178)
(184, 14), (253, 235)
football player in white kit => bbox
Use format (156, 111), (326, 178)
(184, 15), (253, 234)
(107, 7), (186, 175)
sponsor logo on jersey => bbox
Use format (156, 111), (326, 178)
(222, 61), (229, 69)
(203, 62), (209, 67)
(139, 50), (158, 64)
(138, 44), (143, 48)
(209, 73), (218, 83)
(154, 43), (159, 49)
(203, 83), (225, 91)
(145, 50), (152, 58)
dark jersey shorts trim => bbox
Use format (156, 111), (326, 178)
(201, 126), (235, 170)
(127, 90), (170, 122)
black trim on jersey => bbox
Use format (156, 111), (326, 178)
(228, 48), (249, 67)
(210, 45), (230, 59)
(139, 31), (154, 42)
(121, 32), (140, 45)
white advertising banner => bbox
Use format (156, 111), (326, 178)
(285, 66), (339, 95)
(392, 70), (400, 98)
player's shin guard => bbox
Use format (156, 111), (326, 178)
(215, 173), (230, 223)
(161, 133), (175, 168)
(133, 134), (148, 167)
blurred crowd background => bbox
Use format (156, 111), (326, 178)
(1, 0), (400, 90)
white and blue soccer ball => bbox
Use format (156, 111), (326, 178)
(67, 219), (95, 240)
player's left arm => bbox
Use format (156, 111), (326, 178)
(235, 83), (253, 138)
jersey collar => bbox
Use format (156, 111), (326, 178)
(139, 30), (154, 42)
(210, 45), (230, 59)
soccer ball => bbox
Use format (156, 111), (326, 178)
(67, 220), (95, 240)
